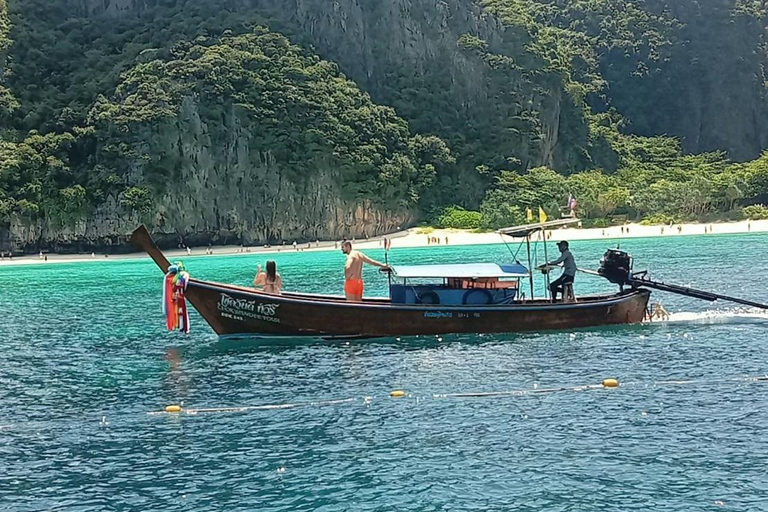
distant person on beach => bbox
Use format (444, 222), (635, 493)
(539, 240), (576, 303)
(253, 260), (282, 294)
(341, 240), (390, 302)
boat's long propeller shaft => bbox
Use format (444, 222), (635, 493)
(627, 273), (768, 310)
(589, 248), (768, 310)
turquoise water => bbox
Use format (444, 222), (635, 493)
(2, 234), (768, 510)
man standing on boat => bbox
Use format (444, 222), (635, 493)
(341, 241), (390, 302)
(541, 240), (576, 302)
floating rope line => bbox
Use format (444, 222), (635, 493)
(435, 375), (768, 400)
(151, 375), (768, 416)
(434, 383), (606, 399)
(149, 398), (355, 416)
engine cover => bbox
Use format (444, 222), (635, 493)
(598, 249), (632, 286)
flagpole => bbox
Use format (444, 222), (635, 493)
(543, 237), (550, 300)
(539, 206), (550, 300)
(526, 235), (534, 299)
(384, 237), (392, 294)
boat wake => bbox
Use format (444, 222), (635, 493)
(648, 309), (768, 325)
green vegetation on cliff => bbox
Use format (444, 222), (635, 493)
(2, 0), (768, 251)
(443, 138), (768, 229)
(90, 29), (450, 208)
(0, 0), (451, 244)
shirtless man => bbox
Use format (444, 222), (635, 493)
(341, 241), (389, 302)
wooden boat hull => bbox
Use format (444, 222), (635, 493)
(187, 280), (650, 337)
(129, 225), (650, 338)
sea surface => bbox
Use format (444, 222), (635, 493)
(2, 234), (768, 511)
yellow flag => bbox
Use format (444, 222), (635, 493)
(539, 206), (547, 223)
(526, 207), (533, 222)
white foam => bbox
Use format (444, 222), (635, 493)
(648, 309), (768, 325)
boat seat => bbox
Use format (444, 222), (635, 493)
(562, 283), (576, 303)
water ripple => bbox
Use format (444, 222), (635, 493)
(2, 235), (768, 510)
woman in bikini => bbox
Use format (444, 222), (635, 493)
(253, 260), (283, 294)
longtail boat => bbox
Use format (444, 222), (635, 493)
(130, 220), (768, 339)
(130, 222), (654, 338)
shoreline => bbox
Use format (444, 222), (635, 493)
(2, 219), (767, 267)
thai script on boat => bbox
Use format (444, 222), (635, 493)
(218, 293), (280, 323)
(424, 311), (453, 319)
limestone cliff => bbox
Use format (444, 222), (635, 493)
(123, 98), (414, 248)
(1, 105), (415, 256)
(70, 0), (586, 183)
(4, 0), (768, 253)
(0, 23), (428, 253)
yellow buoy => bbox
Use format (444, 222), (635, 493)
(390, 390), (406, 398)
(602, 378), (619, 388)
(165, 405), (182, 413)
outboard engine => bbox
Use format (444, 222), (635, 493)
(595, 248), (768, 311)
(598, 249), (632, 287)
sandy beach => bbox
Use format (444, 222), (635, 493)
(388, 219), (768, 248)
(2, 219), (768, 267)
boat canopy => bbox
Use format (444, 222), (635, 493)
(391, 262), (530, 279)
(497, 218), (581, 238)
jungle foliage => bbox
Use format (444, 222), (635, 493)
(443, 139), (768, 229)
(2, 0), (768, 235)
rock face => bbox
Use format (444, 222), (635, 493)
(245, 0), (580, 172)
(0, 0), (598, 253)
(5, 0), (768, 252)
(136, 99), (414, 248)
(0, 96), (413, 254)
(602, 0), (768, 160)
(72, 0), (579, 171)
(69, 0), (768, 163)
